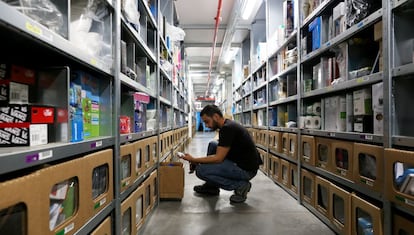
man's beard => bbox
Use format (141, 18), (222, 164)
(211, 120), (219, 131)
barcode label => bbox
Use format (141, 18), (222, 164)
(10, 82), (28, 103)
(64, 223), (74, 234)
(96, 141), (102, 147)
(406, 198), (414, 207)
(39, 150), (53, 160)
(31, 133), (40, 142)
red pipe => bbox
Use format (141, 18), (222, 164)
(205, 0), (223, 96)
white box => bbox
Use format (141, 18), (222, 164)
(333, 2), (346, 21)
(30, 124), (48, 146)
(324, 96), (346, 131)
(353, 88), (372, 115)
(372, 82), (383, 135)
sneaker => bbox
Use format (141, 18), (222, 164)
(230, 182), (251, 203)
(193, 183), (220, 195)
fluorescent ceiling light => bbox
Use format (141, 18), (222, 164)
(242, 0), (262, 20)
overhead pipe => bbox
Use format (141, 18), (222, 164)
(205, 0), (223, 97)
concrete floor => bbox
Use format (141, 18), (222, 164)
(140, 132), (335, 235)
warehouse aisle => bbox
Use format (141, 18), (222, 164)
(141, 132), (334, 235)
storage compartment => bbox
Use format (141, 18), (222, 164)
(288, 133), (297, 160)
(269, 131), (282, 153)
(393, 213), (414, 235)
(148, 170), (158, 207)
(85, 149), (113, 219)
(120, 143), (134, 192)
(38, 157), (88, 235)
(121, 197), (133, 235)
(281, 159), (290, 187)
(331, 140), (354, 181)
(351, 194), (383, 235)
(134, 139), (144, 179)
(0, 172), (41, 234)
(316, 137), (333, 171)
(282, 132), (289, 155)
(301, 135), (316, 166)
(315, 176), (331, 219)
(385, 148), (414, 210)
(148, 136), (158, 167)
(330, 183), (351, 235)
(134, 184), (146, 231)
(301, 169), (315, 207)
(289, 163), (298, 194)
(271, 154), (281, 183)
(259, 149), (268, 173)
(143, 138), (152, 170)
(354, 143), (384, 192)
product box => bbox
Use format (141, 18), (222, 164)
(159, 162), (184, 199)
(0, 64), (36, 85)
(353, 88), (372, 116)
(301, 135), (316, 166)
(351, 193), (383, 235)
(0, 171), (41, 235)
(281, 159), (290, 187)
(324, 95), (346, 132)
(288, 133), (298, 160)
(301, 169), (315, 207)
(309, 16), (329, 51)
(315, 176), (331, 219)
(0, 80), (30, 104)
(353, 143), (384, 193)
(330, 183), (351, 235)
(142, 138), (152, 170)
(84, 149), (113, 219)
(120, 143), (134, 192)
(393, 213), (414, 235)
(289, 163), (298, 194)
(331, 140), (354, 181)
(90, 217), (112, 235)
(147, 170), (158, 209)
(37, 157), (88, 235)
(372, 82), (383, 135)
(133, 183), (146, 231)
(353, 115), (373, 133)
(315, 137), (333, 171)
(385, 148), (414, 211)
(269, 131), (282, 153)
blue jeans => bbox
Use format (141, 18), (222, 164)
(195, 140), (257, 191)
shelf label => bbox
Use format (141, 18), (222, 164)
(325, 42), (331, 47)
(94, 198), (107, 209)
(365, 135), (373, 140)
(127, 134), (132, 140)
(328, 132), (335, 137)
(39, 150), (53, 160)
(64, 223), (74, 234)
(362, 178), (374, 186)
(91, 140), (103, 148)
(90, 58), (97, 66)
(25, 21), (53, 42)
(357, 21), (364, 28)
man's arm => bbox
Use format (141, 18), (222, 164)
(182, 146), (230, 164)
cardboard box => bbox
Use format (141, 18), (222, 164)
(147, 170), (158, 209)
(316, 137), (333, 171)
(269, 131), (282, 153)
(133, 184), (146, 231)
(148, 136), (158, 167)
(121, 190), (135, 235)
(289, 163), (298, 194)
(37, 157), (88, 235)
(353, 115), (373, 133)
(324, 95), (346, 132)
(0, 171), (41, 235)
(120, 143), (134, 192)
(351, 193), (383, 235)
(330, 183), (351, 235)
(133, 139), (145, 180)
(159, 162), (184, 199)
(301, 135), (316, 166)
(259, 148), (268, 173)
(301, 169), (315, 207)
(288, 133), (298, 160)
(84, 149), (114, 219)
(353, 88), (372, 116)
(142, 138), (153, 170)
(331, 140), (354, 181)
(315, 176), (331, 219)
(281, 159), (290, 187)
(271, 154), (281, 183)
(0, 81), (30, 104)
(393, 213), (414, 235)
(374, 20), (382, 42)
(90, 217), (111, 235)
(354, 143), (384, 193)
(385, 148), (414, 211)
(282, 132), (289, 155)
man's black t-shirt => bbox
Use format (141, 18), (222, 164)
(218, 119), (263, 171)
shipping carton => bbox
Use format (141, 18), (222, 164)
(351, 193), (383, 235)
(121, 190), (135, 235)
(289, 163), (298, 195)
(393, 213), (414, 235)
(269, 131), (282, 153)
(133, 184), (146, 231)
(330, 183), (351, 235)
(159, 162), (184, 199)
(270, 154), (281, 183)
(353, 143), (384, 193)
(282, 132), (289, 155)
(288, 133), (298, 160)
(120, 143), (134, 192)
(315, 137), (333, 171)
(281, 159), (290, 187)
(133, 139), (145, 180)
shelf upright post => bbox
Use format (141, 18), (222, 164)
(113, 0), (122, 233)
(296, 0), (303, 205)
(383, 0), (392, 234)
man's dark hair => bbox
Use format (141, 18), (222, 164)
(200, 105), (223, 117)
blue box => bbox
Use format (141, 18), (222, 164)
(309, 17), (322, 51)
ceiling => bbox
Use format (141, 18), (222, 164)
(174, 0), (261, 99)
